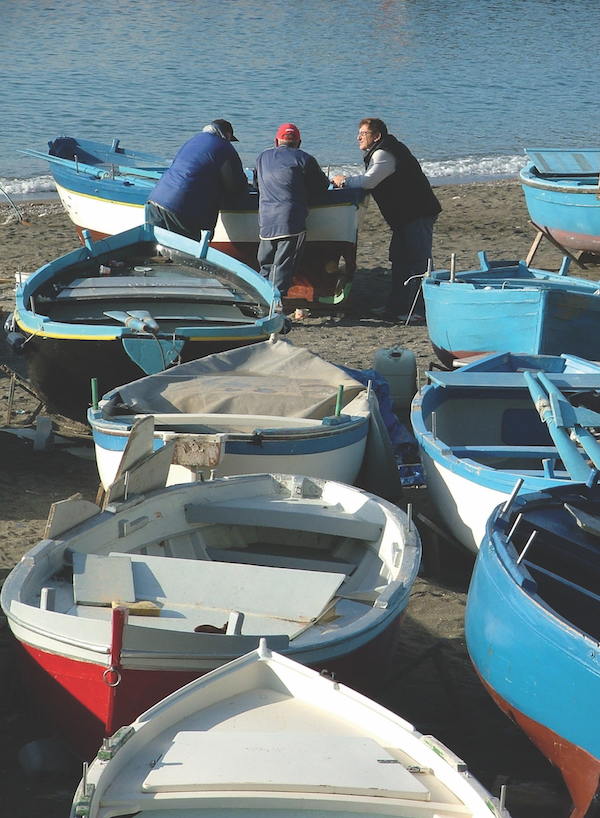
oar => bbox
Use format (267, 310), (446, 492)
(522, 370), (591, 481)
(104, 310), (159, 334)
(536, 370), (600, 469)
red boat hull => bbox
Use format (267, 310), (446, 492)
(13, 610), (406, 761)
(478, 673), (600, 818)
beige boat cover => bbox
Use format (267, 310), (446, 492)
(113, 337), (402, 501)
(115, 337), (366, 419)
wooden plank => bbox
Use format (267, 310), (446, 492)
(142, 734), (430, 799)
(184, 502), (383, 542)
(427, 371), (600, 390)
(525, 149), (600, 175)
(103, 441), (175, 507)
(115, 415), (155, 478)
(56, 276), (233, 300)
(73, 553), (135, 606)
(128, 554), (345, 623)
(44, 496), (101, 539)
(206, 547), (356, 575)
(451, 445), (559, 459)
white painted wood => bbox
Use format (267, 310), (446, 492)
(73, 553), (135, 606)
(44, 497), (101, 539)
(207, 547), (356, 576)
(127, 554), (345, 624)
(104, 441), (175, 506)
(142, 732), (430, 798)
(184, 502), (382, 542)
(69, 646), (501, 818)
(115, 415), (156, 478)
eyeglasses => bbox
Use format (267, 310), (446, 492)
(357, 130), (372, 137)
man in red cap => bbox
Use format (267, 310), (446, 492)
(253, 123), (330, 296)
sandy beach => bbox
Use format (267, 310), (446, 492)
(0, 181), (593, 817)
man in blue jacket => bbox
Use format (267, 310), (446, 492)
(254, 123), (330, 296)
(146, 119), (248, 239)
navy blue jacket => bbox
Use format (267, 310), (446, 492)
(149, 131), (247, 231)
(254, 146), (330, 239)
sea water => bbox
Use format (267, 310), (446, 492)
(1, 0), (598, 198)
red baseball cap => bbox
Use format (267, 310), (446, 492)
(276, 123), (301, 141)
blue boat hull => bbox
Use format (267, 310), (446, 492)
(410, 351), (600, 552)
(466, 486), (600, 815)
(423, 255), (600, 367)
(521, 161), (600, 254)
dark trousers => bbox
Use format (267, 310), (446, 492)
(257, 232), (306, 296)
(145, 201), (205, 241)
(387, 215), (437, 315)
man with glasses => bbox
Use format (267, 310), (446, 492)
(333, 118), (441, 322)
(146, 119), (248, 240)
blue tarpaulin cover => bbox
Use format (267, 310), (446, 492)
(339, 366), (425, 487)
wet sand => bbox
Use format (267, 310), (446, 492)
(0, 182), (592, 817)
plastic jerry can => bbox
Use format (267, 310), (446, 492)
(373, 345), (417, 410)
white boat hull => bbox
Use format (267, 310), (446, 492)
(70, 644), (507, 818)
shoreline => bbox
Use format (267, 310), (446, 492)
(3, 169), (526, 205)
(0, 179), (589, 817)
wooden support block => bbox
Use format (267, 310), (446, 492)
(34, 416), (54, 451)
(112, 600), (161, 617)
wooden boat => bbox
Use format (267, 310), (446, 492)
(22, 136), (370, 306)
(422, 250), (600, 368)
(410, 351), (600, 553)
(71, 642), (508, 818)
(6, 222), (284, 421)
(466, 482), (600, 818)
(1, 466), (420, 761)
(88, 338), (375, 489)
(520, 148), (600, 255)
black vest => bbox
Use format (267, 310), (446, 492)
(364, 134), (441, 230)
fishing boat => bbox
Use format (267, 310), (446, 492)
(21, 135), (369, 306)
(88, 338), (378, 490)
(466, 481), (600, 818)
(1, 466), (421, 761)
(422, 250), (600, 368)
(6, 222), (284, 421)
(520, 148), (600, 255)
(410, 351), (600, 553)
(71, 642), (508, 818)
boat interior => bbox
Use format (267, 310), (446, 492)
(30, 241), (270, 328)
(433, 249), (578, 286)
(498, 490), (600, 641)
(31, 486), (396, 643)
(426, 390), (573, 476)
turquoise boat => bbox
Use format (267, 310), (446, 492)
(520, 148), (600, 255)
(411, 351), (600, 553)
(466, 481), (600, 817)
(422, 251), (600, 368)
(7, 223), (284, 421)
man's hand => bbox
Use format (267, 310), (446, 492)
(332, 175), (345, 188)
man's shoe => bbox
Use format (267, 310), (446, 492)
(398, 312), (426, 325)
(370, 306), (397, 320)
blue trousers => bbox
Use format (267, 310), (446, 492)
(257, 233), (306, 296)
(387, 215), (437, 314)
